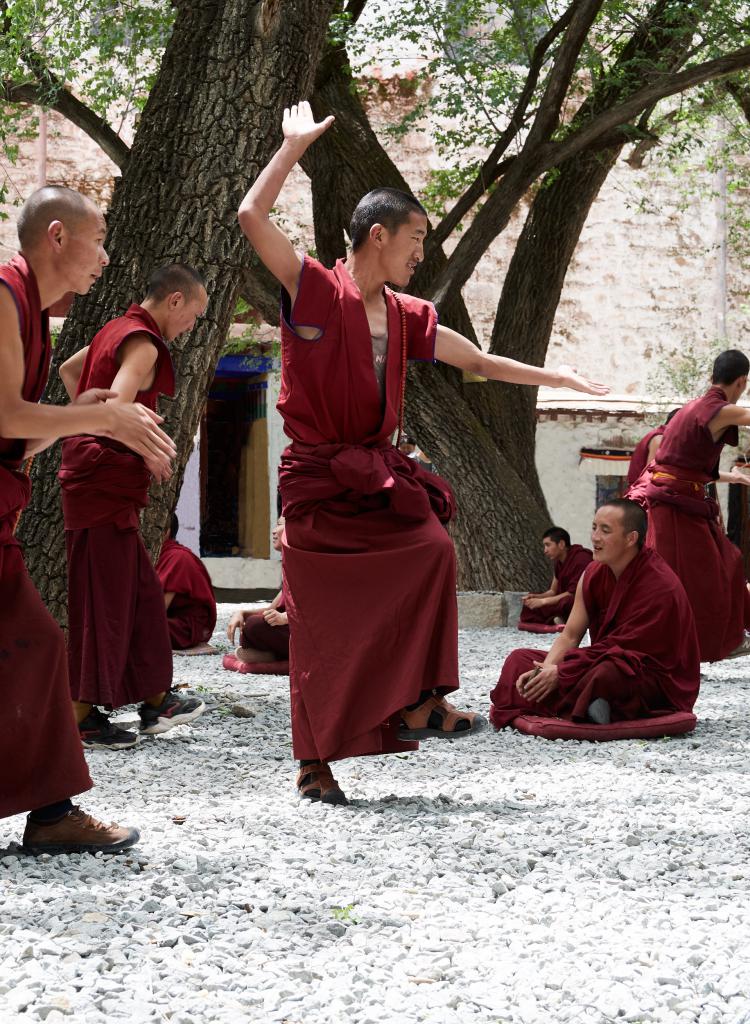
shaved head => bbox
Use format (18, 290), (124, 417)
(145, 263), (206, 303)
(17, 186), (100, 250)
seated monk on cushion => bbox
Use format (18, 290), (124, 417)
(520, 527), (592, 627)
(227, 517), (289, 664)
(490, 499), (700, 728)
(157, 512), (217, 650)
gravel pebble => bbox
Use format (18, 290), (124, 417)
(1, 606), (749, 1023)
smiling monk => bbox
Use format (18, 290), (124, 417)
(238, 101), (609, 805)
(490, 500), (700, 729)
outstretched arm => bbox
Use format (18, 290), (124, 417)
(434, 324), (609, 396)
(238, 101), (334, 303)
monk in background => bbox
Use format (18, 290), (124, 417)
(519, 527), (592, 629)
(628, 350), (750, 662)
(157, 512), (217, 651)
(626, 409), (679, 489)
(226, 517), (289, 666)
(59, 264), (209, 750)
(0, 186), (175, 854)
(490, 500), (700, 729)
(238, 100), (609, 805)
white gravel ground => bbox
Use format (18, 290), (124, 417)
(2, 605), (750, 1024)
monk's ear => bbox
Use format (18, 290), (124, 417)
(168, 290), (185, 310)
(47, 220), (65, 251)
(369, 223), (385, 247)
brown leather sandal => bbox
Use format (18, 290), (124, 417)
(296, 761), (348, 806)
(399, 694), (487, 740)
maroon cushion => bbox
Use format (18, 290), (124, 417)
(517, 621), (564, 634)
(511, 711), (697, 741)
(222, 654), (289, 676)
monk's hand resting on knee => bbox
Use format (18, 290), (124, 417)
(227, 610), (246, 644)
(517, 661), (559, 702)
(263, 609), (288, 627)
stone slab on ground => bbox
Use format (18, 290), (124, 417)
(1, 606), (749, 1023)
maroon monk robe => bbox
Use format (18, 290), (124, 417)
(156, 538), (217, 649)
(278, 256), (458, 763)
(519, 544), (593, 626)
(629, 386), (749, 662)
(490, 547), (700, 728)
(59, 305), (174, 707)
(626, 426), (664, 488)
(241, 597), (290, 659)
(0, 256), (92, 817)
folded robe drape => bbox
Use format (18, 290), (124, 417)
(0, 255), (91, 817)
(519, 544), (593, 626)
(490, 546), (700, 728)
(278, 257), (459, 763)
(156, 539), (217, 650)
(59, 305), (174, 707)
(627, 386), (749, 662)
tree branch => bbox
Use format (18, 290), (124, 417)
(542, 45), (750, 169)
(429, 27), (750, 310)
(429, 0), (580, 250)
(1, 79), (130, 169)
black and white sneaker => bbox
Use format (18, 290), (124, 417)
(138, 691), (206, 735)
(79, 708), (139, 750)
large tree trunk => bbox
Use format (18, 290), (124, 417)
(17, 0), (335, 624)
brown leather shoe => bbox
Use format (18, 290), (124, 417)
(296, 762), (348, 806)
(22, 807), (140, 855)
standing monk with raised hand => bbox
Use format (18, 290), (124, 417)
(0, 185), (176, 854)
(238, 102), (609, 806)
(58, 264), (209, 749)
(628, 350), (750, 663)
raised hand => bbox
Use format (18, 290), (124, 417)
(282, 100), (334, 151)
(557, 364), (610, 397)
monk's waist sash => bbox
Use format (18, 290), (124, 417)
(59, 435), (150, 531)
(279, 441), (455, 524)
(645, 463), (718, 521)
(0, 462), (30, 548)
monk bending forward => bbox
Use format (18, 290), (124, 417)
(238, 102), (609, 805)
(490, 500), (700, 729)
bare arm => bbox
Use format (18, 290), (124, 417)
(516, 576), (590, 703)
(59, 346), (89, 401)
(709, 404), (750, 438)
(164, 592), (175, 610)
(434, 324), (609, 396)
(270, 589), (283, 610)
(719, 466), (750, 486)
(646, 434), (662, 463)
(108, 334), (159, 404)
(238, 101), (334, 303)
(0, 289), (176, 468)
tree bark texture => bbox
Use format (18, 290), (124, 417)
(17, 0), (336, 624)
